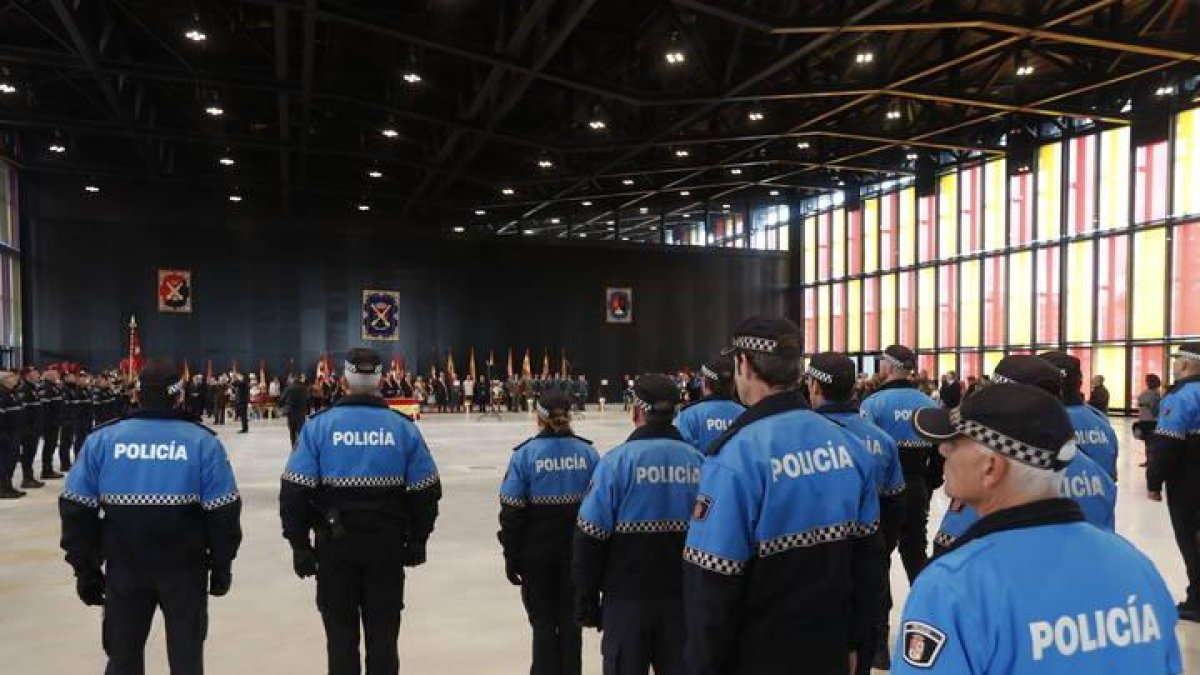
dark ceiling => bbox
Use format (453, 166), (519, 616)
(1, 0), (1198, 240)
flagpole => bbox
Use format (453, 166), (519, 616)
(127, 315), (136, 385)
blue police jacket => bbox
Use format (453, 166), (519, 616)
(497, 428), (599, 566)
(279, 395), (441, 548)
(860, 379), (940, 476)
(1147, 376), (1200, 492)
(574, 424), (703, 603)
(682, 391), (885, 675)
(60, 409), (242, 574)
(895, 499), (1181, 674)
(675, 396), (746, 454)
(1064, 399), (1119, 479)
(933, 451), (1117, 552)
(820, 401), (907, 551)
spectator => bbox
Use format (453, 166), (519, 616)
(1135, 373), (1163, 467)
(1088, 374), (1111, 415)
(939, 371), (962, 409)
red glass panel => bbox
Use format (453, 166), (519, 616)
(984, 255), (1006, 347)
(898, 271), (916, 347)
(918, 354), (936, 380)
(1074, 349), (1093, 394)
(1097, 235), (1129, 340)
(817, 212), (831, 279)
(1068, 135), (1097, 234)
(864, 277), (880, 351)
(938, 264), (959, 348)
(961, 166), (982, 252)
(917, 195), (936, 262)
(1172, 220), (1200, 336)
(1132, 346), (1167, 409)
(1010, 172), (1033, 245)
(1135, 142), (1169, 223)
(848, 207), (863, 275)
(832, 282), (846, 351)
(804, 287), (818, 354)
(881, 192), (897, 270)
(1036, 246), (1061, 344)
(961, 352), (982, 379)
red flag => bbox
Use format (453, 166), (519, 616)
(119, 316), (144, 382)
(522, 349), (531, 377)
(182, 360), (191, 381)
(468, 347), (477, 380)
(259, 359), (267, 384)
(507, 348), (514, 378)
(541, 349), (550, 379)
(206, 359), (213, 380)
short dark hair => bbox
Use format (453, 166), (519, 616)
(743, 351), (800, 388)
(815, 377), (855, 403)
(1146, 373), (1161, 389)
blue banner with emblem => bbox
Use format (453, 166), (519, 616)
(361, 289), (400, 341)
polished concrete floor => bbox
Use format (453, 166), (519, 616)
(1, 409), (1196, 673)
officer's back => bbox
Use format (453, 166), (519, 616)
(674, 356), (745, 454)
(860, 376), (939, 474)
(1040, 351), (1119, 479)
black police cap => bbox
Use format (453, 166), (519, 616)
(806, 351), (856, 390)
(721, 317), (803, 357)
(1037, 351), (1082, 381)
(632, 374), (680, 414)
(992, 355), (1063, 397)
(1172, 342), (1200, 363)
(700, 354), (734, 381)
(882, 344), (917, 371)
(140, 357), (181, 395)
(345, 348), (384, 375)
(536, 390), (573, 418)
(913, 383), (1075, 471)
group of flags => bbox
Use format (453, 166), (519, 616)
(432, 347), (572, 381)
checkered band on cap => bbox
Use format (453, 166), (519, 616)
(202, 492), (240, 511)
(321, 475), (407, 488)
(344, 360), (383, 374)
(731, 336), (778, 353)
(991, 373), (1015, 385)
(1174, 349), (1200, 362)
(101, 493), (201, 507)
(282, 471), (318, 488)
(700, 365), (720, 381)
(529, 492), (586, 506)
(879, 484), (905, 497)
(950, 409), (1064, 470)
(535, 402), (550, 418)
(615, 519), (689, 534)
(499, 493), (527, 508)
(898, 439), (934, 449)
(933, 531), (956, 548)
(881, 352), (909, 369)
(62, 490), (99, 508)
(631, 393), (654, 412)
(1156, 427), (1187, 440)
(683, 546), (746, 576)
(407, 474), (441, 492)
(757, 520), (879, 557)
(167, 379), (185, 396)
(577, 517), (611, 541)
(805, 366), (834, 384)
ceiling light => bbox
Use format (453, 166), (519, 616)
(453, 226), (465, 233)
(730, 168), (742, 175)
(579, 233), (588, 238)
(367, 169), (383, 178)
(381, 128), (399, 138)
(474, 209), (487, 216)
(537, 159), (554, 169)
(49, 144), (66, 154)
(1016, 65), (1035, 77)
(523, 229), (535, 236)
(1155, 85), (1176, 97)
(357, 203), (371, 212)
(675, 149), (690, 158)
(665, 51), (686, 65)
(620, 237), (630, 242)
(550, 218), (561, 224)
(854, 51), (874, 65)
(501, 188), (515, 196)
(403, 71), (422, 84)
(747, 111), (764, 122)
(205, 106), (224, 117)
(639, 207), (649, 214)
(906, 152), (919, 161)
(622, 179), (634, 186)
(228, 194), (242, 202)
(721, 203), (731, 210)
(581, 200), (592, 206)
(886, 109), (902, 120)
(219, 157), (235, 166)
(796, 142), (810, 150)
(185, 29), (207, 42)
(1121, 100), (1133, 113)
(769, 190), (780, 197)
(84, 185), (100, 194)
(0, 82), (17, 95)
(588, 119), (607, 130)
(680, 190), (690, 196)
(836, 179), (846, 187)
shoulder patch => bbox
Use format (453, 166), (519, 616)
(692, 494), (713, 521)
(902, 621), (947, 668)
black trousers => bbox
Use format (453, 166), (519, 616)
(287, 416), (305, 447)
(898, 475), (929, 583)
(316, 545), (406, 675)
(520, 560), (580, 675)
(0, 431), (17, 486)
(600, 598), (685, 675)
(20, 431), (39, 479)
(1168, 473), (1200, 605)
(57, 423), (77, 467)
(102, 567), (208, 675)
(41, 425), (60, 470)
(237, 407), (248, 432)
(73, 422), (88, 459)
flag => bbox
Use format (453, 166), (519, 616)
(316, 353), (329, 382)
(468, 347), (477, 380)
(259, 359), (267, 385)
(447, 352), (457, 381)
(182, 360), (191, 382)
(398, 354), (407, 377)
(287, 357), (295, 377)
(560, 348), (569, 378)
(119, 315), (144, 382)
(206, 359), (213, 380)
(541, 349), (550, 379)
(231, 359), (240, 375)
(507, 348), (514, 378)
(487, 349), (495, 368)
(522, 349), (531, 377)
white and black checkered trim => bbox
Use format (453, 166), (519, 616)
(898, 439), (934, 449)
(683, 546), (746, 576)
(933, 531), (956, 548)
(202, 492), (240, 510)
(345, 360), (383, 374)
(615, 519), (689, 534)
(499, 493), (527, 508)
(631, 393), (653, 412)
(535, 402), (550, 418)
(700, 365), (719, 380)
(322, 475), (407, 488)
(953, 410), (1062, 470)
(1156, 427), (1187, 440)
(61, 490), (99, 508)
(806, 366), (834, 384)
(880, 484), (906, 497)
(881, 352), (909, 369)
(101, 493), (200, 507)
(577, 517), (611, 541)
(757, 520), (879, 557)
(529, 492), (586, 505)
(408, 474), (440, 492)
(1172, 350), (1200, 362)
(731, 336), (778, 354)
(282, 471), (318, 488)
(991, 373), (1015, 384)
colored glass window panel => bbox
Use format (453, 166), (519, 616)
(804, 287), (819, 354)
(1132, 228), (1167, 339)
(983, 255), (1006, 348)
(832, 208), (846, 279)
(1067, 135), (1097, 234)
(848, 205), (863, 275)
(881, 192), (897, 271)
(1093, 347), (1126, 410)
(1036, 246), (1061, 345)
(983, 159), (1006, 251)
(938, 353), (957, 380)
(918, 267), (936, 349)
(938, 264), (959, 348)
(1172, 220), (1200, 336)
(1036, 143), (1062, 241)
(1009, 250), (1033, 346)
(961, 165), (982, 254)
(832, 282), (846, 351)
(1010, 171), (1034, 246)
(898, 187), (916, 266)
(1065, 240), (1094, 343)
(881, 273), (898, 349)
(863, 276), (880, 351)
(0, 163), (16, 248)
(1135, 142), (1169, 223)
(1177, 108), (1200, 218)
(803, 216), (817, 284)
(938, 172), (958, 257)
(918, 354), (936, 380)
(847, 279), (862, 353)
(1096, 234), (1129, 341)
(817, 212), (831, 281)
(897, 271), (914, 348)
(918, 195), (936, 262)
(863, 199), (879, 275)
(1075, 349), (1094, 396)
(983, 351), (1004, 376)
(960, 259), (981, 348)
(960, 352), (982, 379)
(817, 284), (830, 352)
(1133, 346), (1167, 412)
(1099, 127), (1130, 231)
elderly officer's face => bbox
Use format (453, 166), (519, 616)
(940, 436), (998, 504)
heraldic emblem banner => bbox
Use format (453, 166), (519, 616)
(605, 287), (633, 324)
(362, 289), (401, 341)
(157, 269), (193, 313)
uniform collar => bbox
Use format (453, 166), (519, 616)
(878, 379), (916, 392)
(126, 407), (195, 422)
(1167, 374), (1200, 394)
(333, 394), (388, 408)
(682, 393), (735, 411)
(945, 498), (1083, 556)
(1063, 392), (1085, 406)
(627, 423), (685, 443)
(707, 390), (807, 456)
(815, 401), (858, 414)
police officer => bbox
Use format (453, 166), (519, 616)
(1039, 351), (1119, 479)
(15, 367), (44, 489)
(683, 318), (885, 675)
(574, 374), (702, 675)
(932, 355), (1116, 556)
(280, 348), (441, 675)
(1147, 342), (1200, 621)
(859, 344), (940, 582)
(59, 357), (242, 675)
(0, 370), (24, 498)
(58, 370), (83, 472)
(894, 383), (1181, 673)
(498, 389), (599, 675)
(807, 351), (906, 673)
(674, 355), (745, 454)
(38, 367), (66, 479)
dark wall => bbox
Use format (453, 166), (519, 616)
(22, 175), (787, 385)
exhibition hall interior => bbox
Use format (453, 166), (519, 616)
(2, 0), (1200, 673)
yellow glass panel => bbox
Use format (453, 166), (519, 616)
(1066, 241), (1094, 343)
(832, 208), (846, 278)
(938, 353), (957, 379)
(898, 187), (916, 266)
(817, 286), (829, 352)
(803, 216), (817, 284)
(961, 260), (981, 348)
(918, 268), (936, 349)
(983, 351), (1004, 375)
(880, 274), (897, 348)
(984, 159), (1006, 250)
(1037, 143), (1062, 240)
(1009, 250), (1033, 346)
(938, 172), (958, 257)
(1099, 127), (1130, 230)
(847, 280), (862, 353)
(863, 198), (879, 274)
(1176, 108), (1200, 218)
(1093, 346), (1127, 409)
(1132, 228), (1167, 339)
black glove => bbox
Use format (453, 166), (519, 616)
(575, 594), (602, 629)
(209, 563), (232, 597)
(504, 559), (523, 586)
(401, 541), (427, 567)
(292, 544), (318, 579)
(75, 567), (105, 607)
